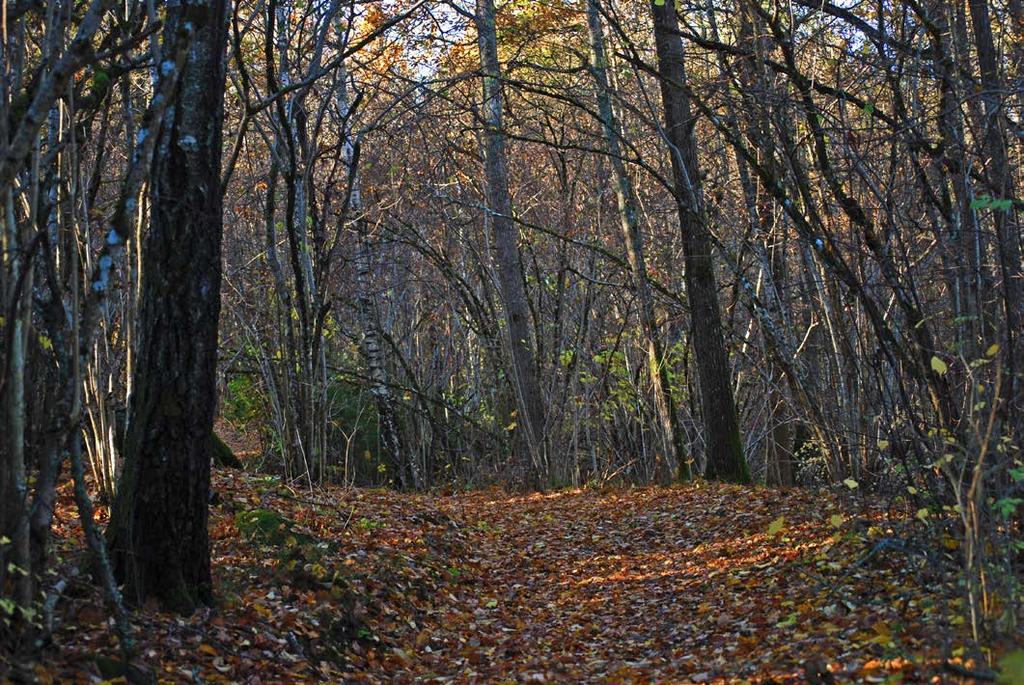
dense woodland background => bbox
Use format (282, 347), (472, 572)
(1, 0), (1022, 677)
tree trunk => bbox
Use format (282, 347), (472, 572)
(354, 220), (421, 489)
(649, 0), (749, 483)
(966, 0), (1022, 414)
(107, 0), (228, 611)
(586, 0), (688, 481)
(3, 186), (33, 611)
(475, 0), (547, 488)
(332, 53), (421, 489)
(729, 4), (794, 486)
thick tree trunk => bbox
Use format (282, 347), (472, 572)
(586, 0), (688, 481)
(107, 0), (228, 611)
(475, 0), (547, 488)
(649, 0), (749, 483)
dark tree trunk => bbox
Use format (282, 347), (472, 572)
(966, 0), (1022, 415)
(107, 0), (228, 612)
(475, 0), (547, 488)
(649, 0), (749, 483)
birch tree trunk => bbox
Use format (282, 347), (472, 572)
(336, 60), (422, 489)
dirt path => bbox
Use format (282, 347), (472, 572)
(352, 485), (959, 684)
(33, 474), (980, 684)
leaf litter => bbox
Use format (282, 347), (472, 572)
(19, 470), (1016, 683)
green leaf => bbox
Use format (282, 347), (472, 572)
(994, 498), (1024, 519)
(829, 514), (844, 528)
(485, 599), (498, 608)
(915, 508), (929, 522)
(998, 650), (1024, 684)
(877, 439), (890, 450)
(843, 478), (859, 490)
(970, 195), (992, 210)
(930, 356), (948, 375)
(91, 69), (110, 92)
(767, 516), (785, 536)
(862, 102), (875, 115)
(775, 612), (798, 628)
(986, 343), (999, 357)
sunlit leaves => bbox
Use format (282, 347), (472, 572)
(41, 471), (999, 682)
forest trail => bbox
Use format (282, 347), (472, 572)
(399, 487), (960, 683)
(38, 471), (993, 683)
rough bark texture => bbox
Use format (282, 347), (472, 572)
(107, 0), (228, 611)
(586, 0), (688, 481)
(650, 0), (750, 483)
(475, 0), (547, 487)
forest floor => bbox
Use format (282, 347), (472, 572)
(14, 466), (1019, 684)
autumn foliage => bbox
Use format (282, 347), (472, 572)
(2, 0), (1023, 680)
(16, 464), (1020, 683)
